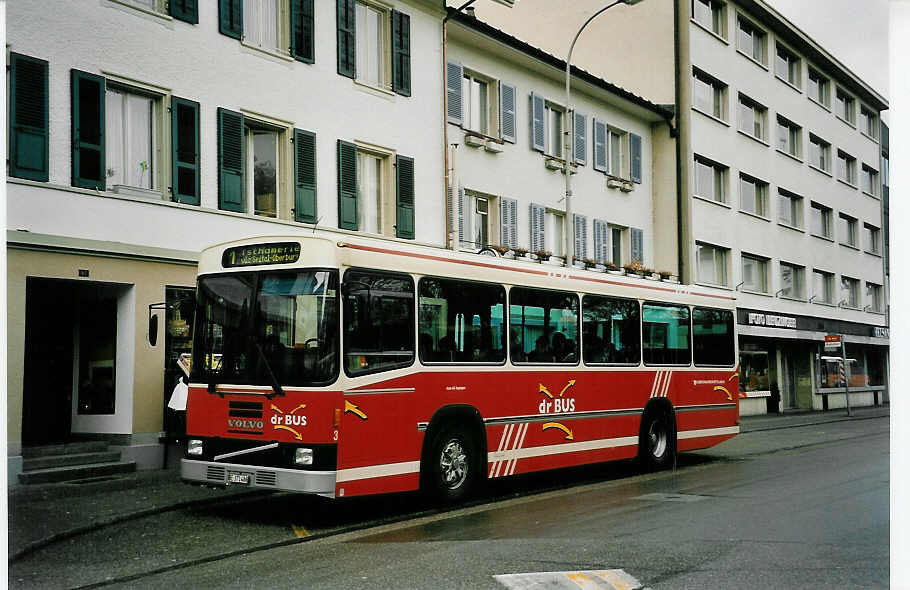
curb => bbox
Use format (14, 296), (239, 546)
(741, 410), (889, 433)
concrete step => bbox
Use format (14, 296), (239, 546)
(22, 441), (109, 458)
(18, 461), (137, 485)
(22, 451), (122, 472)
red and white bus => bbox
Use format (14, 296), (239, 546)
(181, 235), (739, 502)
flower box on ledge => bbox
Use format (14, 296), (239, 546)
(606, 178), (623, 189)
(545, 157), (564, 171)
(484, 140), (504, 153)
(464, 134), (485, 148)
(112, 185), (164, 200)
(620, 181), (634, 192)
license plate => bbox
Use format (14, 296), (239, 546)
(228, 471), (250, 485)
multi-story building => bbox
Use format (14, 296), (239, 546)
(6, 0), (447, 480)
(445, 12), (676, 270)
(469, 0), (889, 416)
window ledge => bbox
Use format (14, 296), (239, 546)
(240, 42), (294, 63)
(809, 97), (831, 112)
(810, 233), (835, 242)
(861, 131), (880, 143)
(737, 129), (770, 148)
(695, 281), (733, 291)
(864, 250), (882, 258)
(865, 309), (886, 316)
(693, 194), (731, 209)
(353, 78), (397, 98)
(775, 74), (803, 94)
(690, 19), (729, 45)
(778, 295), (806, 303)
(812, 300), (837, 307)
(836, 115), (856, 129)
(741, 289), (773, 297)
(692, 107), (730, 127)
(837, 178), (858, 190)
(777, 221), (804, 233)
(736, 49), (769, 71)
(107, 0), (173, 22)
(862, 190), (881, 200)
(839, 242), (860, 251)
(739, 209), (771, 222)
(776, 148), (803, 164)
(809, 164), (832, 178)
(463, 130), (503, 144)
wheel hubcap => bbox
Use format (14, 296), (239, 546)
(648, 420), (668, 459)
(439, 439), (468, 489)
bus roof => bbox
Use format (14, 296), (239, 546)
(198, 234), (737, 310)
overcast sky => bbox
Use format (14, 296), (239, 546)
(765, 0), (889, 100)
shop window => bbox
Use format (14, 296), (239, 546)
(582, 295), (640, 365)
(740, 350), (770, 394)
(418, 277), (505, 364)
(510, 288), (579, 364)
(642, 303), (691, 366)
(343, 269), (414, 376)
(693, 307), (734, 366)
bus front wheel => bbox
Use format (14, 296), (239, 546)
(639, 409), (675, 471)
(427, 425), (478, 503)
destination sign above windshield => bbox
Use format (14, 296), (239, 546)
(222, 242), (301, 268)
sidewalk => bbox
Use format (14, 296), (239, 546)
(7, 405), (890, 561)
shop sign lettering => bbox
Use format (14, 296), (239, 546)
(747, 313), (796, 329)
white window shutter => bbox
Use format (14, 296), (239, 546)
(447, 61), (463, 125)
(574, 112), (586, 165)
(592, 219), (606, 263)
(593, 118), (607, 172)
(500, 82), (517, 143)
(501, 197), (518, 248)
(530, 92), (545, 152)
(574, 214), (588, 260)
(458, 186), (466, 248)
(530, 203), (545, 252)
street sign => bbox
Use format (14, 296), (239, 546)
(824, 334), (841, 351)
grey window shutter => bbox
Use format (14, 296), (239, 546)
(574, 112), (586, 165)
(457, 185), (466, 248)
(395, 154), (415, 238)
(219, 0), (242, 39)
(501, 197), (518, 248)
(293, 128), (317, 223)
(499, 82), (516, 143)
(217, 108), (244, 212)
(593, 118), (607, 172)
(574, 214), (588, 260)
(447, 183), (455, 247)
(71, 69), (106, 190)
(290, 0), (315, 63)
(336, 0), (356, 79)
(170, 0), (198, 24)
(530, 203), (545, 253)
(391, 10), (411, 96)
(10, 53), (49, 182)
(171, 96), (201, 205)
(530, 92), (545, 152)
(631, 227), (644, 263)
(593, 219), (607, 263)
(337, 140), (358, 230)
(446, 61), (463, 124)
(630, 133), (642, 183)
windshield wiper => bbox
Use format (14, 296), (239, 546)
(252, 339), (286, 399)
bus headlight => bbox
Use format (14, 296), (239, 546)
(294, 448), (314, 466)
(187, 439), (203, 456)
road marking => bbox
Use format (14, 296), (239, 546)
(291, 524), (310, 538)
(494, 569), (650, 589)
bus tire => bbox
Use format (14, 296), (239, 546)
(638, 407), (675, 471)
(427, 424), (478, 503)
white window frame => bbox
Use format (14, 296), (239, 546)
(461, 70), (499, 137)
(736, 14), (766, 65)
(776, 115), (801, 159)
(774, 42), (801, 88)
(104, 82), (164, 196)
(809, 134), (830, 173)
(692, 0), (726, 38)
(696, 242), (729, 287)
(837, 150), (857, 185)
(835, 88), (855, 125)
(866, 282), (883, 312)
(243, 116), (288, 219)
(355, 140), (397, 237)
(693, 68), (727, 121)
(860, 106), (878, 139)
(694, 155), (727, 204)
(545, 209), (566, 258)
(840, 276), (860, 309)
(861, 164), (879, 196)
(812, 269), (835, 304)
(463, 189), (498, 249)
(864, 223), (881, 254)
(809, 202), (832, 239)
(839, 213), (858, 248)
(243, 0), (286, 54)
(739, 173), (768, 217)
(607, 127), (627, 178)
(779, 262), (805, 300)
(544, 102), (565, 159)
(741, 253), (768, 294)
(738, 93), (767, 142)
(777, 189), (803, 229)
(808, 68), (829, 107)
(355, 0), (392, 90)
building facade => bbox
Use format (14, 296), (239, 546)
(6, 0), (447, 479)
(468, 0), (889, 415)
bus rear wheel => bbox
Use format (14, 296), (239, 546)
(427, 425), (478, 503)
(639, 409), (675, 471)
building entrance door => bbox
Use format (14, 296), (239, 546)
(781, 352), (799, 409)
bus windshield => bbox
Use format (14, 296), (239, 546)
(191, 270), (339, 387)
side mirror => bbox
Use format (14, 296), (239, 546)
(148, 313), (159, 347)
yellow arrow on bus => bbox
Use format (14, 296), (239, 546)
(274, 425), (303, 440)
(344, 400), (368, 420)
(727, 372), (739, 383)
(272, 403), (306, 415)
(559, 379), (576, 397)
(542, 422), (574, 440)
(713, 385), (733, 401)
(539, 384), (554, 399)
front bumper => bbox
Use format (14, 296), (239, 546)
(181, 459), (336, 496)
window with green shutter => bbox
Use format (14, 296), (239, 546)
(219, 0), (243, 39)
(336, 0), (356, 78)
(391, 10), (411, 96)
(9, 53), (49, 182)
(218, 108), (245, 212)
(395, 155), (414, 239)
(337, 140), (358, 230)
(291, 0), (315, 63)
(170, 0), (198, 24)
(171, 97), (200, 205)
(294, 129), (317, 223)
(71, 69), (106, 190)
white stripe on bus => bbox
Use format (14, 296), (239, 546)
(336, 460), (421, 482)
(491, 423), (514, 478)
(677, 426), (740, 439)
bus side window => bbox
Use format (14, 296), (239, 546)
(510, 287), (579, 365)
(343, 269), (415, 376)
(693, 307), (735, 366)
(582, 295), (640, 365)
(642, 303), (691, 366)
(418, 277), (505, 364)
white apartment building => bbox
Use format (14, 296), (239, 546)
(6, 0), (446, 480)
(445, 13), (676, 271)
(469, 0), (889, 415)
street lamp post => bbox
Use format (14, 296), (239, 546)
(564, 0), (644, 268)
